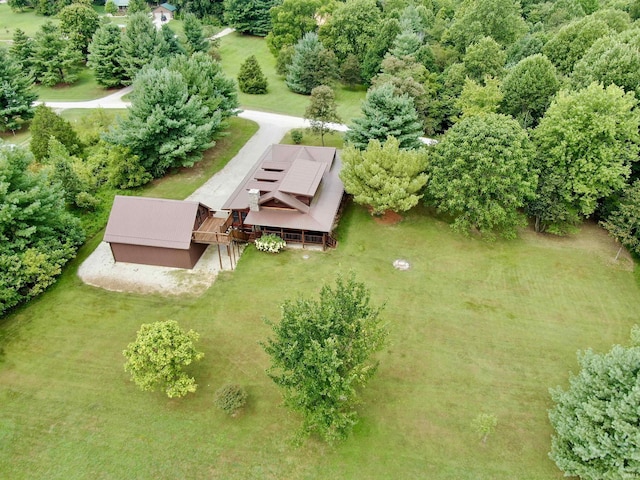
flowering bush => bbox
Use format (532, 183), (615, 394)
(255, 233), (286, 253)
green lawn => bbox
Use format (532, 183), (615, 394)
(1, 191), (638, 478)
(0, 4), (57, 40)
(218, 32), (366, 122)
(281, 129), (345, 148)
(35, 68), (117, 102)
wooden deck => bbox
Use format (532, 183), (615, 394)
(192, 214), (233, 245)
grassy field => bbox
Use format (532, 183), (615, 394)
(0, 4), (57, 40)
(218, 32), (366, 122)
(280, 129), (345, 148)
(1, 189), (638, 479)
(35, 68), (116, 102)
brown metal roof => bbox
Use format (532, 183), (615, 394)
(278, 158), (327, 196)
(104, 196), (210, 249)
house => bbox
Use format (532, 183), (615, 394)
(222, 144), (345, 249)
(112, 0), (129, 13)
(104, 196), (233, 269)
(153, 3), (177, 22)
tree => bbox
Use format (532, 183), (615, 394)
(183, 12), (208, 54)
(9, 29), (33, 73)
(340, 136), (429, 214)
(445, 0), (527, 51)
(7, 0), (32, 12)
(601, 181), (640, 259)
(31, 21), (83, 86)
(105, 0), (117, 15)
(103, 67), (220, 178)
(318, 0), (382, 65)
(530, 83), (640, 233)
(428, 113), (536, 239)
(549, 332), (640, 479)
(360, 17), (401, 83)
(237, 55), (268, 94)
(263, 273), (387, 443)
(0, 48), (37, 133)
(345, 83), (423, 150)
(542, 17), (611, 75)
(455, 76), (503, 120)
(286, 32), (337, 95)
(0, 143), (84, 315)
(158, 24), (186, 57)
(462, 36), (506, 83)
(123, 320), (204, 398)
(340, 54), (361, 88)
(265, 0), (321, 56)
(572, 29), (640, 98)
(58, 3), (100, 57)
(127, 0), (150, 14)
(500, 54), (560, 128)
(223, 0), (279, 37)
(304, 85), (341, 146)
(120, 12), (160, 84)
(45, 138), (93, 208)
(471, 413), (498, 444)
(30, 105), (83, 162)
(88, 23), (127, 88)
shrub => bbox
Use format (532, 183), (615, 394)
(255, 233), (286, 253)
(291, 129), (303, 144)
(237, 55), (268, 94)
(214, 384), (248, 415)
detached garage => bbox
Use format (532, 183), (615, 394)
(104, 196), (212, 269)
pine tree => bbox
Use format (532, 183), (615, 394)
(103, 67), (221, 178)
(0, 48), (37, 133)
(345, 83), (423, 150)
(120, 12), (160, 84)
(158, 24), (185, 57)
(9, 29), (33, 73)
(31, 21), (83, 86)
(237, 55), (268, 94)
(30, 105), (83, 162)
(340, 136), (429, 215)
(286, 32), (337, 95)
(88, 23), (127, 88)
(183, 13), (208, 54)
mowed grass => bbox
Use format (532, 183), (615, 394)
(218, 32), (366, 122)
(0, 4), (57, 40)
(1, 198), (639, 478)
(35, 68), (116, 102)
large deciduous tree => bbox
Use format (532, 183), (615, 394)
(123, 320), (204, 398)
(304, 85), (341, 146)
(263, 273), (387, 443)
(223, 0), (279, 37)
(445, 0), (527, 51)
(0, 48), (37, 133)
(601, 181), (640, 259)
(549, 331), (640, 480)
(345, 83), (423, 150)
(428, 113), (536, 239)
(500, 54), (560, 128)
(462, 36), (506, 83)
(341, 136), (428, 215)
(318, 0), (382, 64)
(0, 144), (84, 315)
(286, 32), (337, 95)
(530, 83), (640, 234)
(58, 3), (100, 57)
(265, 0), (321, 57)
(88, 23), (127, 88)
(103, 67), (220, 179)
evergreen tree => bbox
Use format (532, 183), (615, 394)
(340, 136), (429, 215)
(104, 0), (117, 15)
(9, 29), (33, 73)
(340, 54), (361, 88)
(304, 85), (341, 146)
(345, 83), (423, 150)
(127, 0), (150, 14)
(158, 24), (186, 57)
(30, 105), (83, 163)
(183, 13), (208, 54)
(549, 332), (640, 480)
(31, 21), (83, 86)
(120, 12), (160, 84)
(265, 0), (321, 56)
(103, 67), (220, 178)
(237, 55), (268, 94)
(88, 23), (127, 88)
(286, 32), (337, 95)
(0, 48), (37, 133)
(223, 0), (279, 36)
(45, 138), (86, 207)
